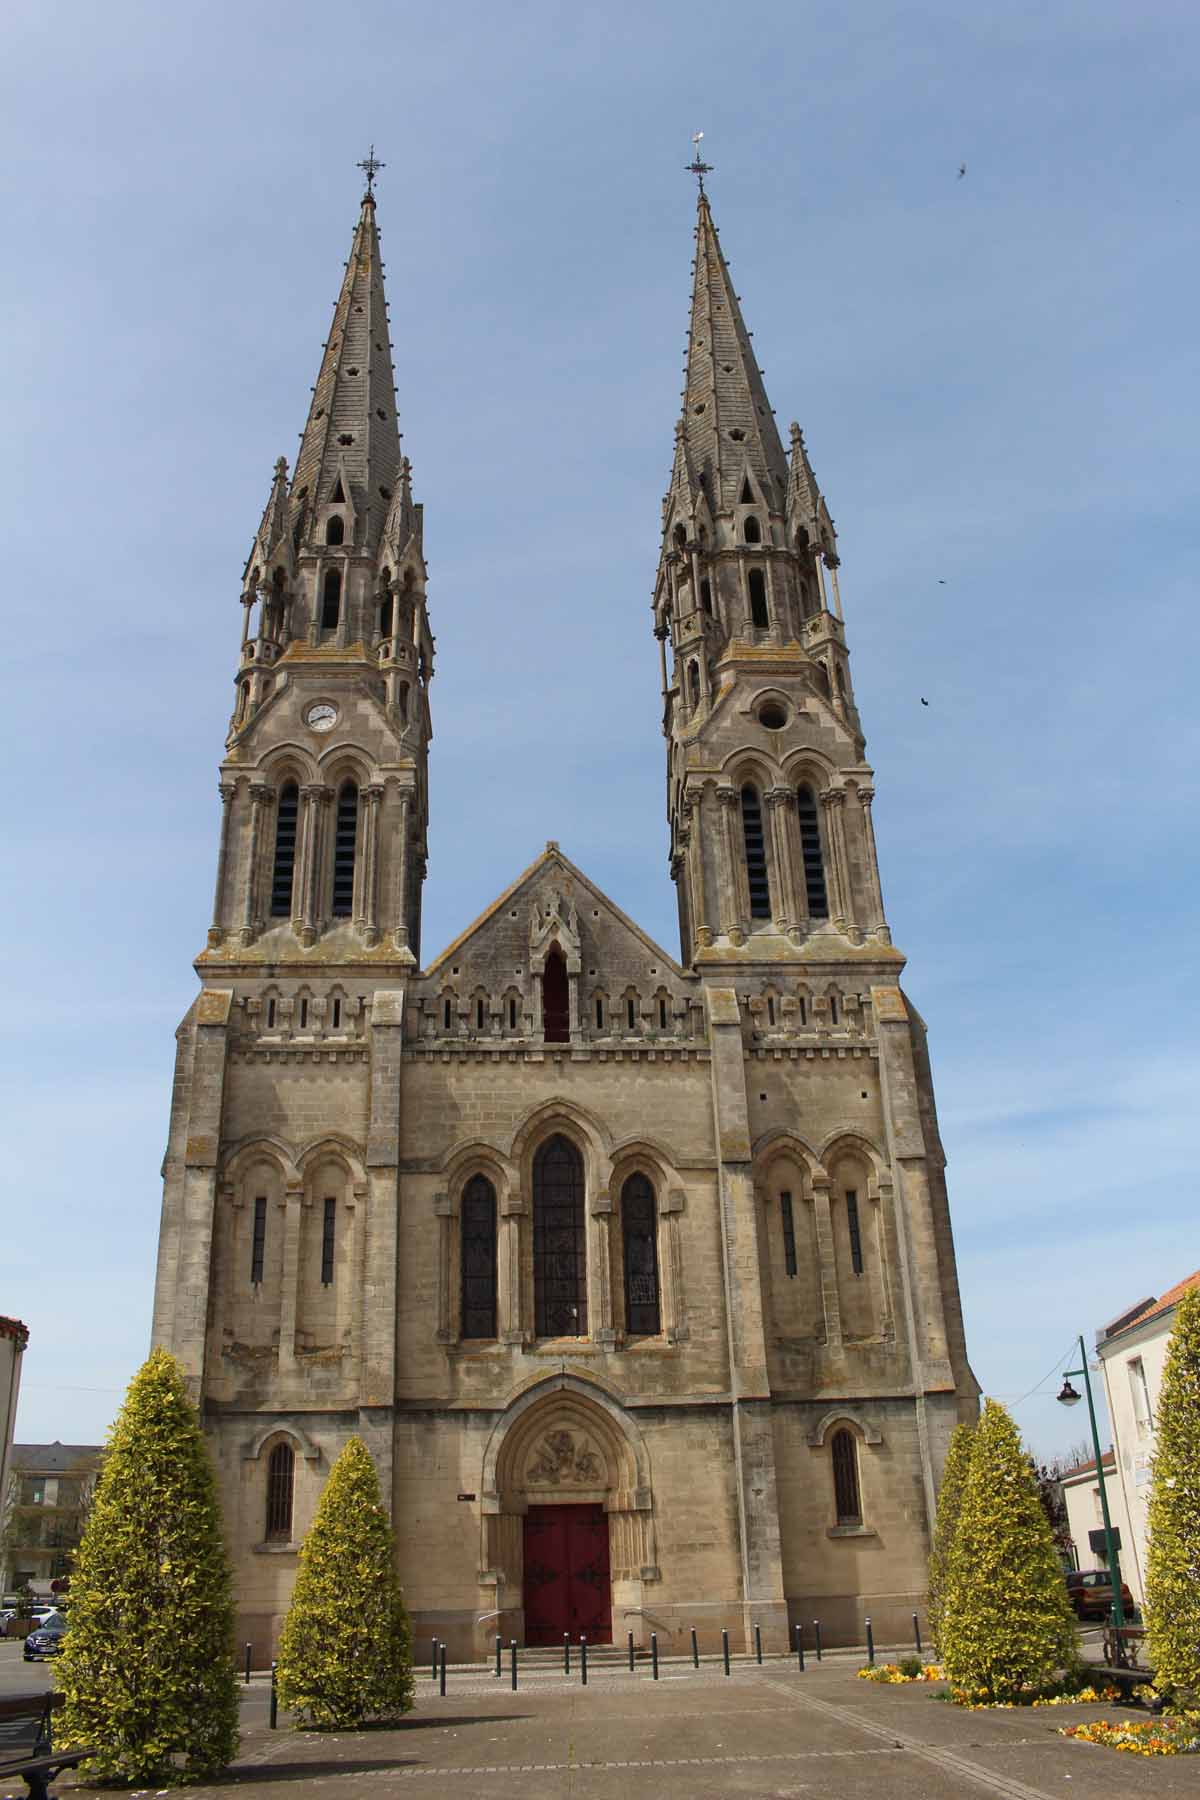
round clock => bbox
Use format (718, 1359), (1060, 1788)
(305, 702), (337, 733)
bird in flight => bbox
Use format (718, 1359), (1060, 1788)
(958, 163), (967, 178)
(920, 698), (929, 707)
(938, 578), (947, 585)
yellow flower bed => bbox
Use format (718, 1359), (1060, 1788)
(857, 1662), (945, 1683)
(949, 1683), (1120, 1710)
(1061, 1712), (1200, 1756)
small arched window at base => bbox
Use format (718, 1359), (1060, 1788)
(265, 1442), (294, 1541)
(831, 1428), (861, 1526)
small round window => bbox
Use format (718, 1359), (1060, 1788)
(757, 701), (788, 731)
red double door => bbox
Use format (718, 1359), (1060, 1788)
(522, 1503), (612, 1645)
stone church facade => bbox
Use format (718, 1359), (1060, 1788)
(151, 174), (977, 1663)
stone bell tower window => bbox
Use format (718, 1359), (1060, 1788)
(533, 1135), (586, 1337)
(740, 785), (771, 918)
(330, 782), (358, 917)
(832, 1429), (862, 1526)
(321, 568), (341, 631)
(748, 568), (769, 629)
(269, 783), (299, 916)
(324, 514), (345, 546)
(250, 1196), (267, 1284)
(542, 944), (569, 1043)
(796, 785), (829, 918)
(743, 514), (762, 544)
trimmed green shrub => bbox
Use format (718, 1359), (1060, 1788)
(941, 1398), (1078, 1702)
(56, 1349), (239, 1783)
(928, 1417), (976, 1652)
(275, 1435), (413, 1728)
(1145, 1286), (1200, 1699)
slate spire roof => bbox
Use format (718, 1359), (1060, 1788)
(669, 190), (789, 517)
(290, 188), (403, 558)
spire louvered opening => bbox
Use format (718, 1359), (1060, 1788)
(331, 781), (358, 917)
(325, 515), (344, 545)
(748, 568), (769, 630)
(741, 784), (771, 918)
(796, 784), (829, 918)
(321, 569), (341, 632)
(542, 944), (569, 1043)
(269, 783), (299, 917)
(743, 515), (761, 544)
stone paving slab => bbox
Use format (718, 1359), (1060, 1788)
(6, 1659), (1189, 1800)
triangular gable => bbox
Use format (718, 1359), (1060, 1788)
(424, 843), (684, 980)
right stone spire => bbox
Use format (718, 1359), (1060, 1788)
(654, 186), (890, 963)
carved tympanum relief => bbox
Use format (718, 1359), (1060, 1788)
(525, 1428), (604, 1487)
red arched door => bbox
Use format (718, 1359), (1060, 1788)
(523, 1503), (611, 1644)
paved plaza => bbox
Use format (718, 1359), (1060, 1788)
(3, 1643), (1195, 1800)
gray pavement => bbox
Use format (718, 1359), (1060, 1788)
(1, 1639), (1189, 1799)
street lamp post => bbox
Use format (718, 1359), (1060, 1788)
(1057, 1333), (1125, 1631)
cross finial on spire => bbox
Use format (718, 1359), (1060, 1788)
(357, 145), (385, 197)
(686, 131), (712, 195)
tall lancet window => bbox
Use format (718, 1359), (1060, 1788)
(321, 568), (341, 631)
(740, 785), (772, 918)
(621, 1174), (661, 1336)
(265, 1442), (294, 1540)
(748, 568), (769, 629)
(796, 785), (829, 918)
(331, 782), (358, 918)
(460, 1174), (498, 1339)
(533, 1135), (586, 1337)
(542, 944), (570, 1043)
(269, 782), (299, 916)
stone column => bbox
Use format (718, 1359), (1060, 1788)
(855, 786), (890, 942)
(813, 551), (830, 614)
(240, 782), (269, 944)
(278, 1177), (304, 1369)
(809, 1174), (842, 1349)
(659, 1187), (687, 1342)
(716, 786), (743, 942)
(359, 784), (383, 946)
(589, 1187), (615, 1346)
(209, 780), (236, 945)
(499, 1188), (526, 1344)
(820, 788), (851, 933)
(392, 791), (411, 950)
(685, 789), (712, 947)
(828, 558), (844, 621)
(433, 1190), (454, 1343)
(764, 787), (795, 935)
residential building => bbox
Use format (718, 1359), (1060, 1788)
(1059, 1449), (1132, 1580)
(1, 1443), (103, 1598)
(151, 167), (979, 1663)
(1096, 1270), (1200, 1608)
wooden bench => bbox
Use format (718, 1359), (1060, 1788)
(1096, 1625), (1160, 1706)
(0, 1693), (91, 1799)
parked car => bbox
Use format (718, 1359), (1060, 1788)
(23, 1618), (68, 1661)
(1065, 1569), (1135, 1620)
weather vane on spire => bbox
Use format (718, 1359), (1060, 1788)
(357, 146), (385, 197)
(686, 131), (712, 194)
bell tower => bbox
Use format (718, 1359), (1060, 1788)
(655, 181), (888, 963)
(210, 173), (433, 960)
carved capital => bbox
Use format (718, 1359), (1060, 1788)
(764, 785), (792, 810)
(590, 1188), (613, 1217)
(249, 782), (271, 807)
(820, 787), (846, 811)
(716, 785), (738, 809)
(218, 780), (236, 805)
(856, 786), (875, 807)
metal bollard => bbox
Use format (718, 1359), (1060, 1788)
(691, 1627), (699, 1668)
(722, 1628), (730, 1676)
(581, 1636), (588, 1686)
(813, 1619), (822, 1662)
(794, 1623), (804, 1672)
(913, 1612), (922, 1655)
(244, 1642), (252, 1685)
(495, 1633), (502, 1679)
(628, 1630), (635, 1672)
(439, 1644), (447, 1697)
(651, 1632), (658, 1680)
(432, 1636), (439, 1681)
(866, 1617), (875, 1666)
(755, 1623), (763, 1665)
(564, 1632), (570, 1675)
(510, 1640), (518, 1691)
(269, 1661), (278, 1729)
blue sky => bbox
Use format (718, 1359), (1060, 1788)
(3, 0), (1195, 1461)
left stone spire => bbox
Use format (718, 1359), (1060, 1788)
(213, 175), (432, 961)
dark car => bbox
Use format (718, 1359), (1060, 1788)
(23, 1619), (68, 1661)
(1065, 1569), (1135, 1621)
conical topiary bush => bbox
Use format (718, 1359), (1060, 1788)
(1144, 1285), (1200, 1700)
(928, 1416), (976, 1652)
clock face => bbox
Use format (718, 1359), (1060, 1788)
(305, 702), (337, 733)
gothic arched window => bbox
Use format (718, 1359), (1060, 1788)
(265, 1442), (294, 1540)
(321, 568), (341, 631)
(378, 593), (394, 639)
(689, 661), (701, 705)
(542, 945), (569, 1043)
(700, 577), (712, 615)
(740, 784), (771, 918)
(460, 1174), (497, 1339)
(832, 1429), (862, 1525)
(325, 514), (345, 546)
(796, 784), (829, 918)
(622, 1174), (660, 1337)
(743, 514), (762, 544)
(533, 1135), (586, 1337)
(748, 568), (769, 629)
(331, 782), (358, 918)
(269, 782), (299, 916)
